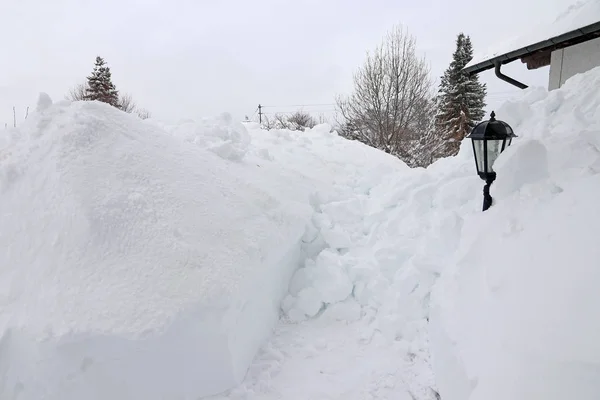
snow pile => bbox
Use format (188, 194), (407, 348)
(1, 98), (302, 399)
(165, 113), (251, 161)
(430, 66), (600, 400)
(281, 162), (476, 325)
(0, 97), (405, 400)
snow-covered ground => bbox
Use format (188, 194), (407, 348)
(1, 67), (600, 399)
(430, 67), (600, 400)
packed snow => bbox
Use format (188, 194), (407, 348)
(0, 100), (318, 398)
(1, 68), (600, 400)
(0, 97), (407, 399)
(430, 66), (600, 400)
(465, 0), (600, 69)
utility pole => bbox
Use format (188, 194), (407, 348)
(258, 104), (262, 124)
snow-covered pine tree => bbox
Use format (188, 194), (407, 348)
(433, 33), (486, 158)
(83, 56), (120, 107)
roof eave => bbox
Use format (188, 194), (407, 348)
(464, 21), (600, 76)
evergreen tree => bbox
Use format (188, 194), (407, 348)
(433, 33), (486, 157)
(83, 56), (120, 107)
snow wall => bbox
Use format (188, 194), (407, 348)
(430, 66), (600, 400)
(0, 97), (404, 400)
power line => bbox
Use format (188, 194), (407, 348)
(262, 110), (338, 115)
(261, 103), (336, 108)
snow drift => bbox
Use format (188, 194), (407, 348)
(214, 65), (600, 400)
(430, 66), (600, 400)
(0, 97), (403, 399)
(0, 99), (308, 399)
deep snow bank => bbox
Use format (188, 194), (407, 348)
(430, 67), (600, 400)
(0, 99), (305, 399)
(0, 96), (404, 399)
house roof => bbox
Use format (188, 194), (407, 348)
(464, 0), (600, 75)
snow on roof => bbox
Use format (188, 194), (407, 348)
(464, 0), (600, 71)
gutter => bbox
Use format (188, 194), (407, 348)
(494, 61), (528, 89)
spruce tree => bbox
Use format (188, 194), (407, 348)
(434, 33), (486, 157)
(83, 56), (120, 107)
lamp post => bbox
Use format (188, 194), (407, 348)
(466, 111), (517, 211)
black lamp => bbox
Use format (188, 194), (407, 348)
(466, 111), (517, 211)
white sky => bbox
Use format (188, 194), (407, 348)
(0, 0), (578, 127)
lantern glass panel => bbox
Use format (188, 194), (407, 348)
(473, 139), (485, 174)
(486, 139), (505, 172)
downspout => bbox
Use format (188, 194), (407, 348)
(494, 60), (528, 89)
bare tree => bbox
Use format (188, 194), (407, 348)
(287, 110), (317, 131)
(259, 114), (275, 130)
(317, 113), (329, 125)
(274, 113), (289, 129)
(66, 83), (87, 101)
(261, 111), (317, 131)
(336, 25), (433, 161)
(137, 108), (151, 120)
(404, 96), (439, 167)
(119, 93), (137, 113)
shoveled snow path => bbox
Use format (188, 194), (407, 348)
(210, 317), (437, 400)
(205, 147), (473, 399)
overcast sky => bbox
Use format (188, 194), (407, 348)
(0, 0), (577, 127)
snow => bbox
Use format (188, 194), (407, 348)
(0, 97), (405, 399)
(36, 92), (53, 112)
(430, 66), (600, 400)
(1, 97), (317, 398)
(1, 64), (600, 399)
(465, 0), (600, 69)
